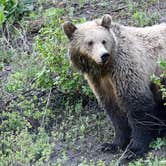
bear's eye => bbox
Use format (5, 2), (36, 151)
(102, 40), (106, 45)
(88, 41), (93, 46)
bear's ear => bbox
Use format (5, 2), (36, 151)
(63, 21), (77, 40)
(101, 14), (112, 29)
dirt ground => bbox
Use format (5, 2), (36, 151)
(56, 0), (166, 23)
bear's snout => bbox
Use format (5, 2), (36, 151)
(101, 53), (110, 63)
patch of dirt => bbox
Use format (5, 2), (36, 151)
(56, 0), (166, 24)
(50, 136), (120, 165)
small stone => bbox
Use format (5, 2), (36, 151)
(58, 2), (66, 8)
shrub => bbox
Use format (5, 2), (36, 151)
(0, 0), (35, 26)
(35, 8), (92, 97)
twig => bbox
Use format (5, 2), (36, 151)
(41, 88), (52, 128)
(111, 6), (128, 12)
(116, 140), (133, 166)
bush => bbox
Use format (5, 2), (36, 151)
(0, 0), (35, 26)
(35, 8), (92, 97)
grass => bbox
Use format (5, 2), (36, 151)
(0, 0), (166, 165)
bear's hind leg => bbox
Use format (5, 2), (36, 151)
(120, 95), (157, 164)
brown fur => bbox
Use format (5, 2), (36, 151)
(84, 74), (118, 106)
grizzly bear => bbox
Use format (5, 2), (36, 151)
(63, 14), (166, 163)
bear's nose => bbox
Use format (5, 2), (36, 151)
(101, 53), (110, 63)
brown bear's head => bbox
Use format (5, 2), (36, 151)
(63, 14), (117, 74)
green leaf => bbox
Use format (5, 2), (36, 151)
(0, 6), (5, 25)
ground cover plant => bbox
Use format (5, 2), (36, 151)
(0, 0), (166, 165)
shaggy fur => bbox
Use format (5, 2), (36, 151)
(63, 15), (166, 164)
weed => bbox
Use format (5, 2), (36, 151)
(150, 138), (166, 150)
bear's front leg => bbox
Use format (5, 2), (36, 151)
(120, 93), (157, 164)
(101, 103), (131, 153)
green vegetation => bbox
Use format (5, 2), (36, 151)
(151, 60), (166, 104)
(151, 138), (166, 150)
(0, 0), (35, 26)
(125, 0), (159, 26)
(0, 0), (165, 165)
(35, 8), (90, 95)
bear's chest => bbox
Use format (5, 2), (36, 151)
(84, 74), (122, 104)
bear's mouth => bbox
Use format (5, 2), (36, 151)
(98, 61), (108, 65)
